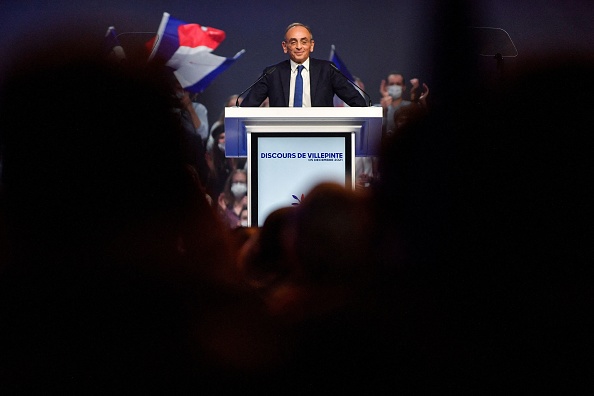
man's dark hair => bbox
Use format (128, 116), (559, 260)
(284, 22), (313, 41)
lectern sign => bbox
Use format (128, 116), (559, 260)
(252, 133), (352, 225)
(224, 107), (383, 226)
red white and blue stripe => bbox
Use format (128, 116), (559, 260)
(148, 12), (244, 93)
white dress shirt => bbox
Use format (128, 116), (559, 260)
(289, 58), (311, 107)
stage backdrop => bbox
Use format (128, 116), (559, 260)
(1, 0), (593, 129)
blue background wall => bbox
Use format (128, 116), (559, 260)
(1, 0), (592, 126)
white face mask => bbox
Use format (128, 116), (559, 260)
(388, 85), (402, 99)
(230, 182), (247, 198)
(240, 220), (248, 227)
(218, 142), (225, 152)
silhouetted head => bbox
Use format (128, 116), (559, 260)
(0, 37), (201, 254)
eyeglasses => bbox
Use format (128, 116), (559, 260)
(284, 38), (312, 48)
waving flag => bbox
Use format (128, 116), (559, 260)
(175, 49), (245, 93)
(329, 44), (355, 82)
(147, 12), (244, 93)
(104, 26), (126, 63)
(330, 44), (360, 106)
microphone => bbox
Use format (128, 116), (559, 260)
(330, 63), (373, 106)
(235, 66), (277, 106)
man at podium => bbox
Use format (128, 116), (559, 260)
(240, 23), (367, 108)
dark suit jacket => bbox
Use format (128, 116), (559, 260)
(240, 58), (367, 107)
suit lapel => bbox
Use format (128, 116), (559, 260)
(279, 61), (291, 106)
(308, 58), (321, 106)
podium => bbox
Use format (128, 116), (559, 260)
(225, 106), (382, 226)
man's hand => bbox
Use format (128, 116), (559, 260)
(217, 192), (228, 211)
(180, 91), (192, 108)
(380, 95), (393, 110)
(409, 79), (429, 104)
(409, 78), (419, 101)
(181, 91), (202, 129)
(419, 83), (429, 101)
(379, 79), (388, 97)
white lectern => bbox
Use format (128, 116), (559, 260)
(225, 107), (382, 226)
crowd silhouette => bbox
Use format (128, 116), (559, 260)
(1, 6), (592, 393)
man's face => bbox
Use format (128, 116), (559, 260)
(387, 74), (405, 91)
(282, 26), (315, 64)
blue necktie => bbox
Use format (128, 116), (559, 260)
(294, 65), (304, 107)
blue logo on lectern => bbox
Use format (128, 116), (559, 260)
(291, 194), (305, 206)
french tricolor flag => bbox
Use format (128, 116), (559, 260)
(148, 12), (244, 93)
(329, 44), (355, 82)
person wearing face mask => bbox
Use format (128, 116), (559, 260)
(379, 72), (430, 137)
(218, 169), (249, 228)
(379, 72), (412, 137)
